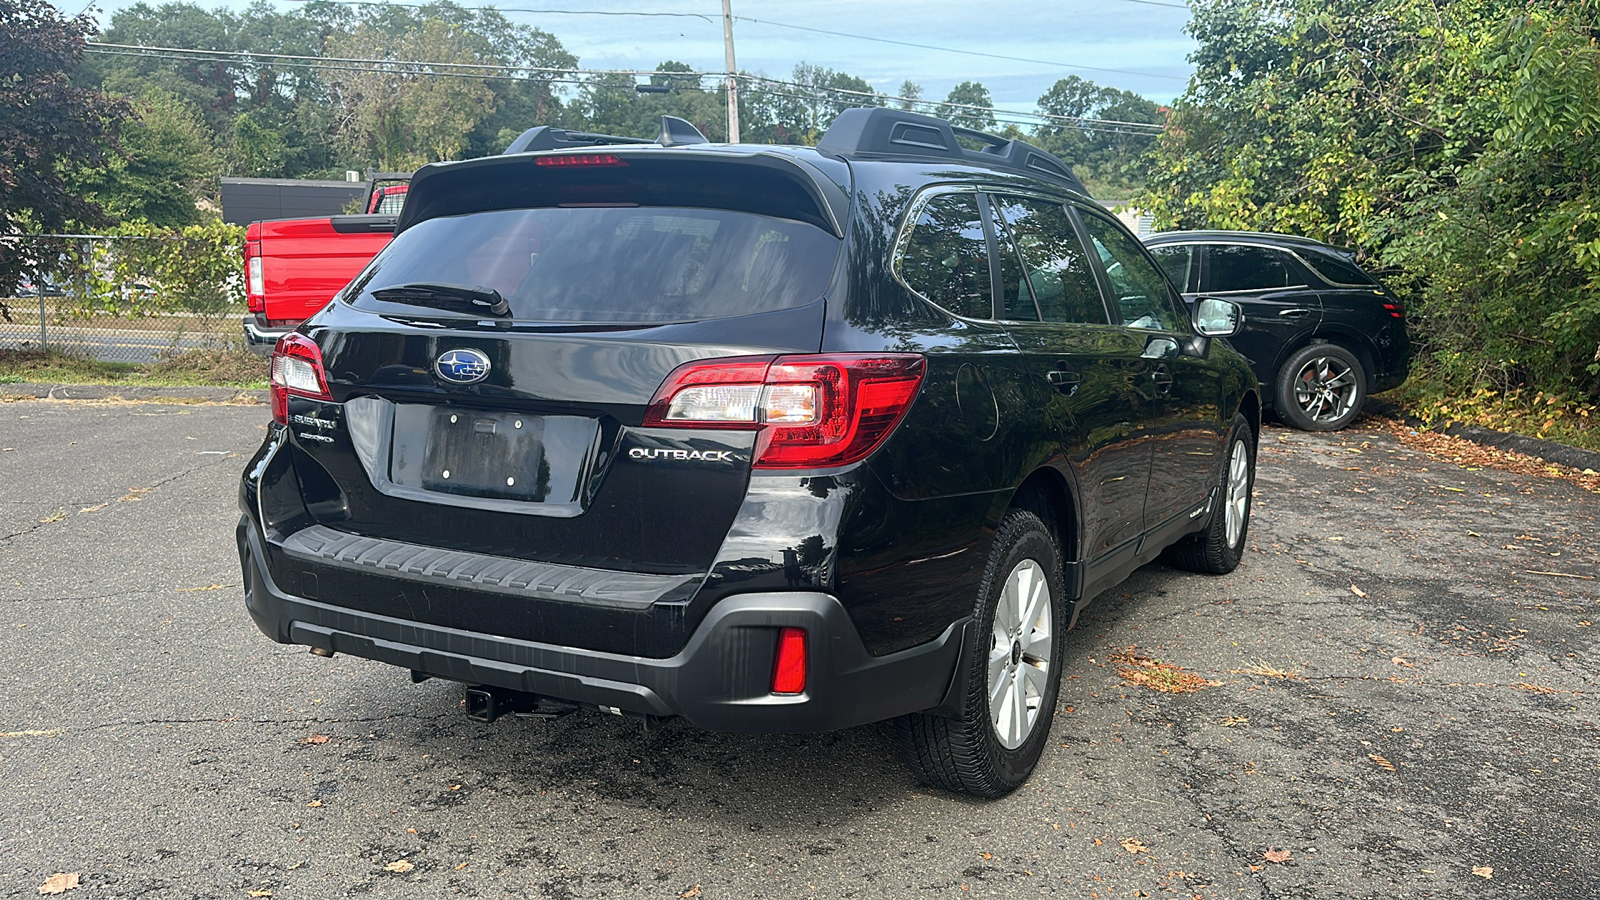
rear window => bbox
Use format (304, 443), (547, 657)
(347, 207), (839, 323)
(1205, 245), (1304, 293)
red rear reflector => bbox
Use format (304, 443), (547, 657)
(642, 354), (925, 469)
(1382, 302), (1404, 319)
(772, 627), (807, 694)
(535, 153), (627, 167)
(270, 333), (331, 425)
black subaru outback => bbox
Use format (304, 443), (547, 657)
(238, 109), (1260, 797)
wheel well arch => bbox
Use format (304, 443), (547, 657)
(1237, 387), (1261, 441)
(1006, 466), (1079, 566)
(1279, 328), (1377, 384)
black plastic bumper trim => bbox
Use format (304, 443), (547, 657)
(241, 517), (968, 733)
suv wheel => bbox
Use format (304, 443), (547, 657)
(893, 508), (1065, 798)
(1276, 343), (1366, 431)
(1164, 414), (1255, 575)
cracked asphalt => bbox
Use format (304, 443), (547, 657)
(1, 400), (1596, 899)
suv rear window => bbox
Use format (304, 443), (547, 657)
(1205, 245), (1303, 292)
(348, 207), (840, 323)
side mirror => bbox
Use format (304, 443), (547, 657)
(1192, 297), (1242, 337)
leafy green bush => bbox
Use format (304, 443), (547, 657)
(79, 220), (245, 316)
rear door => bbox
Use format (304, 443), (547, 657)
(1197, 242), (1323, 380)
(987, 193), (1153, 560)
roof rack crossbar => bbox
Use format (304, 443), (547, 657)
(816, 108), (1088, 196)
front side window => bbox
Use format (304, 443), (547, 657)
(348, 206), (840, 323)
(896, 192), (993, 320)
(993, 196), (1109, 325)
(1078, 210), (1181, 331)
(1205, 245), (1303, 293)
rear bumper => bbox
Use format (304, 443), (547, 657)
(242, 315), (293, 354)
(238, 516), (969, 733)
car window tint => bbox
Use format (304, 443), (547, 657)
(985, 198), (1039, 321)
(348, 207), (840, 323)
(1078, 210), (1180, 330)
(1302, 251), (1376, 286)
(897, 193), (993, 319)
(1206, 245), (1300, 292)
(1147, 244), (1193, 293)
(992, 196), (1108, 325)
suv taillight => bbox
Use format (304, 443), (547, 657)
(642, 354), (925, 469)
(244, 239), (265, 313)
(270, 333), (331, 424)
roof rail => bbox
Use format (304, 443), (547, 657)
(816, 108), (1087, 195)
(504, 116), (710, 155)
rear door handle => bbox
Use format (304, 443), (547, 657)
(1046, 369), (1082, 396)
(1278, 308), (1313, 318)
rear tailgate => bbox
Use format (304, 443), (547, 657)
(272, 149), (850, 596)
(253, 215), (394, 324)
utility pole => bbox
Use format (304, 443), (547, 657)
(721, 0), (740, 143)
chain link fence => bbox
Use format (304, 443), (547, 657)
(1, 232), (246, 365)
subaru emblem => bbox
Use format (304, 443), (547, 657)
(435, 348), (490, 385)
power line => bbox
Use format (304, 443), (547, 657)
(733, 16), (1186, 81)
(83, 42), (1166, 133)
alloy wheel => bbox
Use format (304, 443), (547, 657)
(988, 559), (1053, 749)
(1292, 355), (1359, 424)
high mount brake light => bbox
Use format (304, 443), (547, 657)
(642, 354), (925, 469)
(270, 333), (331, 425)
(535, 153), (627, 167)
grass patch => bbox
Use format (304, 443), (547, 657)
(0, 348), (268, 388)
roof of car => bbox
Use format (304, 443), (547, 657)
(1143, 230), (1355, 256)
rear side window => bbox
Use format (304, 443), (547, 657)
(348, 207), (840, 323)
(1205, 245), (1303, 292)
(896, 193), (993, 320)
(1146, 244), (1193, 293)
(992, 196), (1108, 325)
(1301, 251), (1377, 287)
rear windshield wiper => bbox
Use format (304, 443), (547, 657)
(369, 283), (511, 318)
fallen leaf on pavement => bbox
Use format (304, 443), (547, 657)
(1121, 838), (1150, 853)
(1368, 753), (1397, 772)
(305, 800), (323, 808)
(384, 860), (414, 873)
(980, 852), (992, 860)
(1220, 716), (1249, 727)
(1111, 648), (1220, 693)
(246, 891), (272, 898)
(37, 873), (80, 894)
(1263, 848), (1291, 864)
(1472, 866), (1493, 879)
(299, 734), (329, 744)
(1350, 584), (1368, 598)
(177, 584), (231, 592)
(680, 886), (701, 898)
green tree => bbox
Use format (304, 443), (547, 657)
(938, 81), (995, 131)
(69, 90), (222, 227)
(0, 0), (127, 290)
(1032, 75), (1162, 196)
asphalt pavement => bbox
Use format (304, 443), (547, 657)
(1, 399), (1595, 899)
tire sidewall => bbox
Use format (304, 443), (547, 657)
(1276, 344), (1366, 431)
(967, 511), (1066, 789)
(1213, 417), (1255, 569)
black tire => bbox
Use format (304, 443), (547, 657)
(1164, 414), (1255, 575)
(1275, 343), (1366, 431)
(892, 508), (1066, 798)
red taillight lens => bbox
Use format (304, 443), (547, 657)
(270, 333), (331, 425)
(641, 354), (925, 469)
(1381, 301), (1405, 320)
(772, 627), (807, 694)
(244, 240), (265, 313)
(535, 153), (627, 167)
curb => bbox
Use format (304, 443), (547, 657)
(1365, 397), (1600, 473)
(0, 382), (267, 404)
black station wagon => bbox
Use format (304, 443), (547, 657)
(1143, 231), (1410, 431)
(238, 109), (1260, 796)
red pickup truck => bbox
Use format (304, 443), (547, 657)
(241, 175), (409, 350)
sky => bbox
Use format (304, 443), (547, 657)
(77, 0), (1200, 113)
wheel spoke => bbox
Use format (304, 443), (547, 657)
(1021, 660), (1049, 697)
(1010, 670), (1027, 741)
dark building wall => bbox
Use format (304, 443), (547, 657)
(221, 177), (369, 225)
